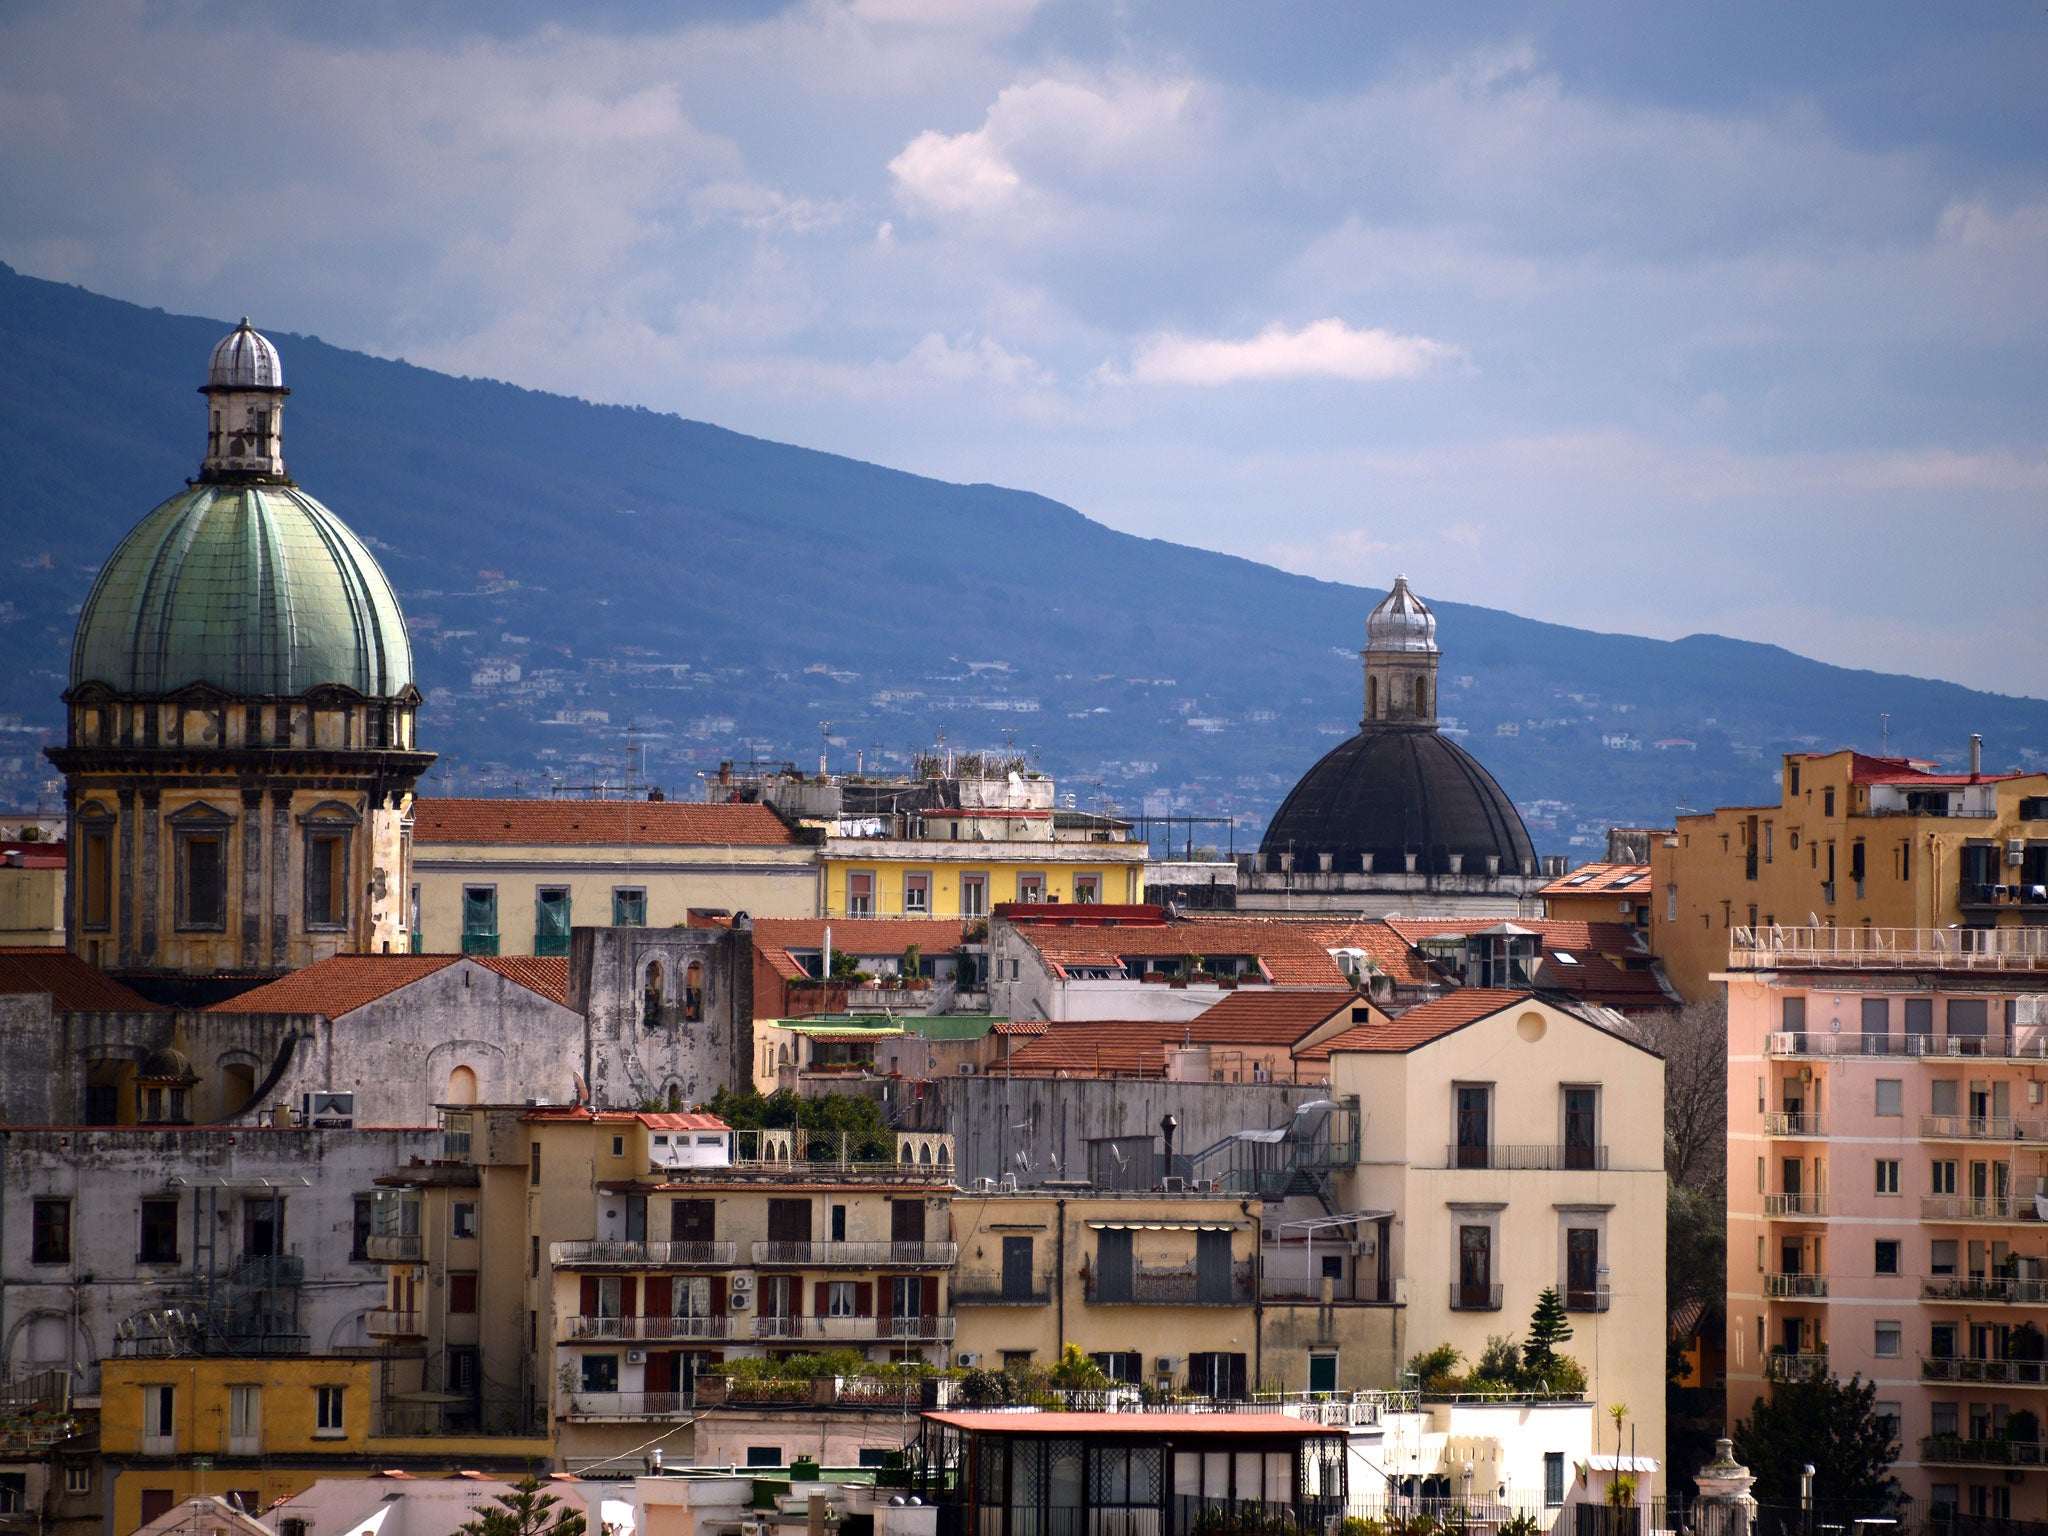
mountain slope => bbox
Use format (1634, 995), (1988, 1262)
(3, 261), (2043, 851)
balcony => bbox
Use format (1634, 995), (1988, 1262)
(563, 1391), (692, 1420)
(551, 1240), (738, 1268)
(750, 1240), (957, 1268)
(1563, 1286), (1611, 1313)
(1764, 1032), (2048, 1060)
(564, 1314), (735, 1341)
(750, 1314), (956, 1342)
(1923, 1276), (2048, 1305)
(1763, 1194), (1828, 1217)
(1764, 1273), (1828, 1298)
(1766, 1352), (1830, 1383)
(1763, 1113), (1826, 1138)
(1921, 1196), (2045, 1224)
(1444, 1144), (1609, 1171)
(461, 932), (500, 957)
(952, 1283), (1053, 1307)
(1731, 924), (2048, 974)
(1920, 1435), (2048, 1469)
(1921, 1357), (2048, 1387)
(365, 1307), (424, 1339)
(364, 1233), (423, 1262)
(1449, 1284), (1504, 1312)
(1084, 1265), (1256, 1307)
(1921, 1114), (2048, 1143)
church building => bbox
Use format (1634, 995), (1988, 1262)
(47, 322), (433, 999)
(1239, 576), (1557, 916)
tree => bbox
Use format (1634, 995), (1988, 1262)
(701, 1087), (892, 1160)
(1730, 1373), (1901, 1510)
(1047, 1343), (1112, 1390)
(1616, 996), (1727, 1193)
(1524, 1288), (1573, 1369)
(1667, 1181), (1726, 1317)
(459, 1478), (587, 1536)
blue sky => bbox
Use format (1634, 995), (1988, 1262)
(5, 1), (2045, 693)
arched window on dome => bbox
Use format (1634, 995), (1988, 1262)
(1367, 677), (1379, 719)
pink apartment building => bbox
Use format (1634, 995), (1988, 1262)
(1727, 925), (2048, 1520)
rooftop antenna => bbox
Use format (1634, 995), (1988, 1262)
(1881, 713), (1891, 755)
(818, 720), (832, 778)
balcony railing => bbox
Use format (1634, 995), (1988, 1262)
(952, 1284), (1053, 1307)
(1921, 1196), (2045, 1223)
(1921, 1356), (2048, 1387)
(461, 932), (500, 957)
(551, 1240), (737, 1268)
(1763, 1194), (1828, 1217)
(1563, 1285), (1611, 1313)
(1921, 1434), (2048, 1467)
(365, 1307), (424, 1338)
(1444, 1144), (1609, 1171)
(1766, 1352), (1830, 1383)
(750, 1240), (957, 1268)
(563, 1391), (692, 1420)
(1921, 1114), (2048, 1143)
(564, 1314), (735, 1341)
(1763, 1113), (1826, 1137)
(1766, 1032), (2048, 1060)
(750, 1314), (956, 1341)
(1449, 1284), (1504, 1312)
(1923, 1275), (2048, 1305)
(364, 1233), (423, 1262)
(1764, 1273), (1828, 1298)
(1731, 924), (2048, 973)
(1084, 1268), (1256, 1307)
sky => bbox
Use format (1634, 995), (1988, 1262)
(5, 1), (2047, 695)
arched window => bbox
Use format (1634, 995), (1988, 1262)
(1367, 676), (1379, 719)
(684, 961), (704, 1023)
(447, 1065), (478, 1105)
(643, 961), (665, 1027)
(1414, 677), (1428, 717)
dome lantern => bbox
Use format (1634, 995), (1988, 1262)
(1361, 575), (1440, 726)
(200, 318), (290, 481)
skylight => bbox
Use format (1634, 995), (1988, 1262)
(1564, 873), (1595, 886)
(1551, 951), (1581, 965)
(1610, 874), (1642, 889)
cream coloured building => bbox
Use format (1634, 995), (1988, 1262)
(411, 797), (816, 955)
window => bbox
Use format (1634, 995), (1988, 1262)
(746, 1447), (783, 1468)
(305, 830), (348, 929)
(448, 1348), (479, 1393)
(351, 1194), (373, 1261)
(462, 886), (499, 955)
(139, 1199), (180, 1263)
(1874, 1321), (1901, 1358)
(580, 1355), (618, 1393)
(1186, 1352), (1248, 1398)
(81, 824), (111, 930)
(31, 1200), (69, 1264)
(1665, 882), (1678, 922)
(1307, 1352), (1338, 1394)
(1875, 1159), (1899, 1196)
(1930, 1239), (1958, 1277)
(314, 1386), (346, 1435)
(64, 1466), (89, 1497)
(1455, 1224), (1495, 1309)
(1321, 1255), (1344, 1280)
(1073, 874), (1101, 904)
(1093, 1228), (1134, 1303)
(530, 1141), (542, 1186)
(1824, 788), (1836, 817)
(1875, 1240), (1900, 1276)
(847, 872), (874, 917)
(1002, 1236), (1036, 1301)
(1563, 1086), (1600, 1168)
(1565, 1228), (1602, 1309)
(1874, 1079), (1902, 1116)
(1544, 1453), (1566, 1507)
(1874, 1401), (1902, 1438)
(960, 874), (988, 917)
(452, 1202), (477, 1239)
(828, 1281), (858, 1318)
(903, 872), (931, 914)
(534, 887), (571, 955)
(228, 1385), (261, 1455)
(177, 827), (227, 930)
(1931, 1159), (1957, 1196)
(1016, 873), (1045, 903)
(142, 1384), (175, 1453)
(449, 1273), (478, 1313)
(612, 887), (647, 927)
(243, 1196), (282, 1258)
(1454, 1084), (1492, 1167)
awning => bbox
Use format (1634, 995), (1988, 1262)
(1085, 1220), (1242, 1232)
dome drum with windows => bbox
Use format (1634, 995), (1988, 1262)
(47, 321), (434, 990)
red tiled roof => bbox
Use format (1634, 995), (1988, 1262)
(415, 798), (798, 847)
(1014, 917), (1347, 986)
(998, 1022), (1180, 1077)
(525, 1107), (728, 1130)
(1185, 989), (1360, 1047)
(752, 917), (969, 984)
(1278, 918), (1436, 987)
(991, 1020), (1049, 1037)
(207, 954), (570, 1017)
(1316, 989), (1535, 1054)
(0, 948), (163, 1011)
(1539, 863), (1653, 898)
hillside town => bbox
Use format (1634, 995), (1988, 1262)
(5, 314), (2047, 1536)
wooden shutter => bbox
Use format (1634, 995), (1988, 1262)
(579, 1275), (598, 1316)
(710, 1276), (727, 1315)
(814, 1281), (832, 1316)
(644, 1276), (672, 1315)
(621, 1277), (639, 1317)
(921, 1275), (940, 1316)
(789, 1277), (804, 1316)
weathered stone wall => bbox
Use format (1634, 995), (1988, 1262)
(569, 922), (753, 1109)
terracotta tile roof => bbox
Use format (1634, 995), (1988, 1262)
(207, 954), (570, 1017)
(1013, 917), (1347, 986)
(1185, 989), (1361, 1046)
(1280, 918), (1436, 986)
(1316, 989), (1535, 1054)
(0, 948), (163, 1011)
(415, 797), (798, 847)
(998, 1022), (1180, 1077)
(991, 1020), (1049, 1037)
(523, 1107), (728, 1129)
(1539, 863), (1653, 898)
(1384, 916), (1648, 957)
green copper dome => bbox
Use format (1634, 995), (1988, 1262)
(71, 483), (415, 698)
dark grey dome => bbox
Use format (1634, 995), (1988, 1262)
(1260, 727), (1536, 877)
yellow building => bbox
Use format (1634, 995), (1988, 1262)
(1651, 745), (2048, 1003)
(410, 798), (817, 955)
(821, 843), (1144, 919)
(951, 1189), (1272, 1391)
(1538, 861), (1654, 931)
(101, 1354), (548, 1533)
(0, 843), (66, 946)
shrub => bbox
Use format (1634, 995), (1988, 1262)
(1405, 1344), (1463, 1391)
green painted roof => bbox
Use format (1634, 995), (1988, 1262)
(71, 483), (414, 697)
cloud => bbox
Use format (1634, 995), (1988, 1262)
(1114, 319), (1460, 386)
(888, 126), (1022, 215)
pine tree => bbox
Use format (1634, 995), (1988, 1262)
(1524, 1287), (1574, 1369)
(458, 1477), (588, 1536)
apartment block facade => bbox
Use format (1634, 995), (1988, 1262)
(1725, 925), (2048, 1517)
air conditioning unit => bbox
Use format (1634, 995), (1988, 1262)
(1161, 1176), (1187, 1193)
(627, 1349), (647, 1364)
(300, 1091), (355, 1128)
(975, 1178), (999, 1193)
(2012, 839), (2027, 867)
(731, 1273), (754, 1290)
(728, 1291), (750, 1310)
(1155, 1357), (1180, 1374)
(956, 1353), (980, 1368)
(959, 1063), (978, 1075)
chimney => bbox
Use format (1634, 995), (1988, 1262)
(1971, 735), (1983, 777)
